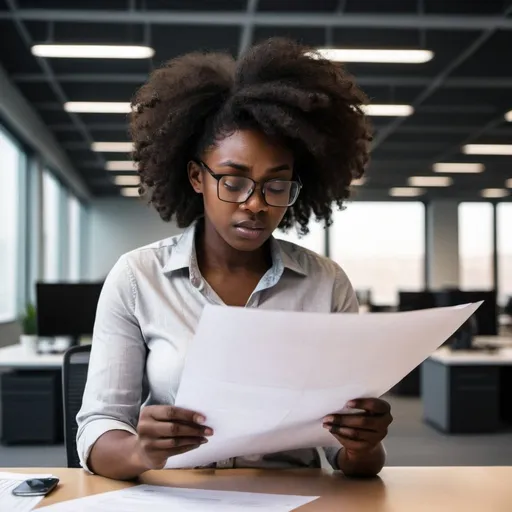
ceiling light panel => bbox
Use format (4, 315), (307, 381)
(314, 49), (433, 63)
(433, 163), (484, 173)
(64, 102), (131, 113)
(362, 104), (414, 116)
(32, 44), (155, 59)
(114, 176), (140, 186)
(106, 161), (137, 171)
(462, 144), (512, 155)
(480, 188), (509, 198)
(121, 188), (141, 197)
(389, 187), (426, 197)
(408, 176), (453, 187)
(92, 142), (133, 152)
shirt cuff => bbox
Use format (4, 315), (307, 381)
(323, 446), (342, 470)
(77, 418), (137, 474)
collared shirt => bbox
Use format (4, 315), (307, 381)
(76, 221), (358, 473)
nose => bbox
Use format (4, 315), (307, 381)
(239, 185), (269, 214)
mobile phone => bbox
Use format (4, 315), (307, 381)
(12, 477), (60, 497)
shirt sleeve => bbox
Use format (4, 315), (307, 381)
(323, 262), (360, 469)
(76, 255), (147, 473)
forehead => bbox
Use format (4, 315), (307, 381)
(207, 129), (293, 164)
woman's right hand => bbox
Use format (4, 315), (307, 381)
(135, 405), (213, 470)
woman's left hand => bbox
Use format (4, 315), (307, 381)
(323, 398), (393, 456)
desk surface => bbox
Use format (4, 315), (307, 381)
(0, 345), (63, 369)
(430, 346), (512, 365)
(5, 467), (512, 512)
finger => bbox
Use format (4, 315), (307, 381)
(149, 405), (206, 425)
(149, 421), (213, 438)
(346, 398), (390, 416)
(334, 436), (370, 453)
(329, 426), (384, 445)
(324, 414), (381, 431)
(150, 436), (208, 451)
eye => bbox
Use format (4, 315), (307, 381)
(222, 176), (248, 192)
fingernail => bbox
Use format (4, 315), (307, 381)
(322, 423), (330, 429)
(324, 416), (334, 423)
(204, 428), (213, 436)
(200, 438), (208, 444)
(195, 414), (206, 423)
(347, 401), (356, 408)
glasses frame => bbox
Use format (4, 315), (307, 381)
(193, 159), (302, 207)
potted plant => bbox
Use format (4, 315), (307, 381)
(19, 303), (38, 353)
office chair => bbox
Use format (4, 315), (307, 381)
(62, 345), (91, 469)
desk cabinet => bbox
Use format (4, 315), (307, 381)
(1, 371), (63, 444)
(422, 359), (501, 433)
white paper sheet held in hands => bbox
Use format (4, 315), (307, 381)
(168, 302), (481, 468)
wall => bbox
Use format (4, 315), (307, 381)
(88, 198), (182, 280)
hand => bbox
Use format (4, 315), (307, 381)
(323, 398), (392, 458)
(135, 405), (213, 470)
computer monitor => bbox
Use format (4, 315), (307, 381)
(398, 291), (438, 312)
(36, 283), (104, 344)
(435, 289), (498, 336)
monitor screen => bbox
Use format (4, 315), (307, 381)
(36, 283), (103, 337)
(398, 291), (437, 312)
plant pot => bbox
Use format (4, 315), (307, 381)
(20, 334), (38, 354)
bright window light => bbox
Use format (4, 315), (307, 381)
(106, 161), (137, 171)
(114, 175), (140, 186)
(389, 187), (426, 197)
(480, 188), (510, 198)
(314, 48), (433, 64)
(433, 162), (485, 173)
(92, 142), (133, 152)
(32, 44), (155, 59)
(506, 178), (512, 188)
(505, 110), (512, 122)
(121, 187), (141, 197)
(362, 104), (414, 116)
(408, 176), (453, 187)
(64, 102), (131, 113)
(463, 144), (512, 155)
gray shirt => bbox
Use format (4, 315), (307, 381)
(77, 221), (358, 473)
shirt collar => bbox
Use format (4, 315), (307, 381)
(162, 221), (307, 277)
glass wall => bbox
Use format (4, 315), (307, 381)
(497, 203), (512, 305)
(68, 195), (82, 281)
(0, 128), (22, 321)
(458, 202), (494, 291)
(330, 202), (425, 305)
(43, 170), (63, 281)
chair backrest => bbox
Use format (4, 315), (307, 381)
(62, 345), (91, 468)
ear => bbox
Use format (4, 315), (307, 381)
(188, 161), (203, 194)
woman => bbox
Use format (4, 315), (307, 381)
(77, 38), (392, 480)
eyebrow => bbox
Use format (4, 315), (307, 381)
(218, 160), (291, 173)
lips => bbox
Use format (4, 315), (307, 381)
(234, 220), (265, 230)
(233, 220), (266, 240)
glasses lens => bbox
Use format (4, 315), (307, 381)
(263, 180), (300, 207)
(218, 175), (254, 203)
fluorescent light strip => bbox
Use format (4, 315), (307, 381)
(408, 176), (453, 187)
(32, 44), (154, 59)
(314, 48), (434, 63)
(351, 177), (367, 186)
(433, 162), (485, 173)
(462, 144), (512, 155)
(362, 104), (414, 116)
(505, 110), (512, 122)
(114, 176), (140, 186)
(106, 161), (137, 171)
(480, 188), (510, 199)
(65, 102), (131, 113)
(389, 187), (426, 197)
(121, 187), (141, 197)
(92, 142), (133, 152)
(505, 178), (512, 188)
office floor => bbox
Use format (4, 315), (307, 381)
(1, 395), (512, 467)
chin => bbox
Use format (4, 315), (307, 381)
(227, 228), (270, 252)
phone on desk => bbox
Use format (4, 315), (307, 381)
(12, 477), (59, 497)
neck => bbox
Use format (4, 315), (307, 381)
(196, 218), (270, 273)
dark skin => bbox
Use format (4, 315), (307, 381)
(88, 129), (392, 480)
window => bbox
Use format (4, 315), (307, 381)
(43, 170), (62, 281)
(68, 195), (81, 281)
(330, 202), (425, 305)
(274, 218), (327, 255)
(0, 128), (22, 321)
(458, 202), (493, 291)
(497, 203), (512, 305)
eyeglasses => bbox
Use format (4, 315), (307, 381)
(194, 159), (302, 207)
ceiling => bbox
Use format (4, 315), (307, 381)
(0, 0), (511, 201)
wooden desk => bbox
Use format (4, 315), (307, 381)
(6, 467), (512, 511)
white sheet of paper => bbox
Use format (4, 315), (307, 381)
(40, 484), (318, 512)
(0, 472), (53, 512)
(167, 302), (481, 468)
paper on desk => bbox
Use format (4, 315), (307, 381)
(167, 302), (481, 468)
(39, 484), (319, 511)
(0, 472), (53, 512)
